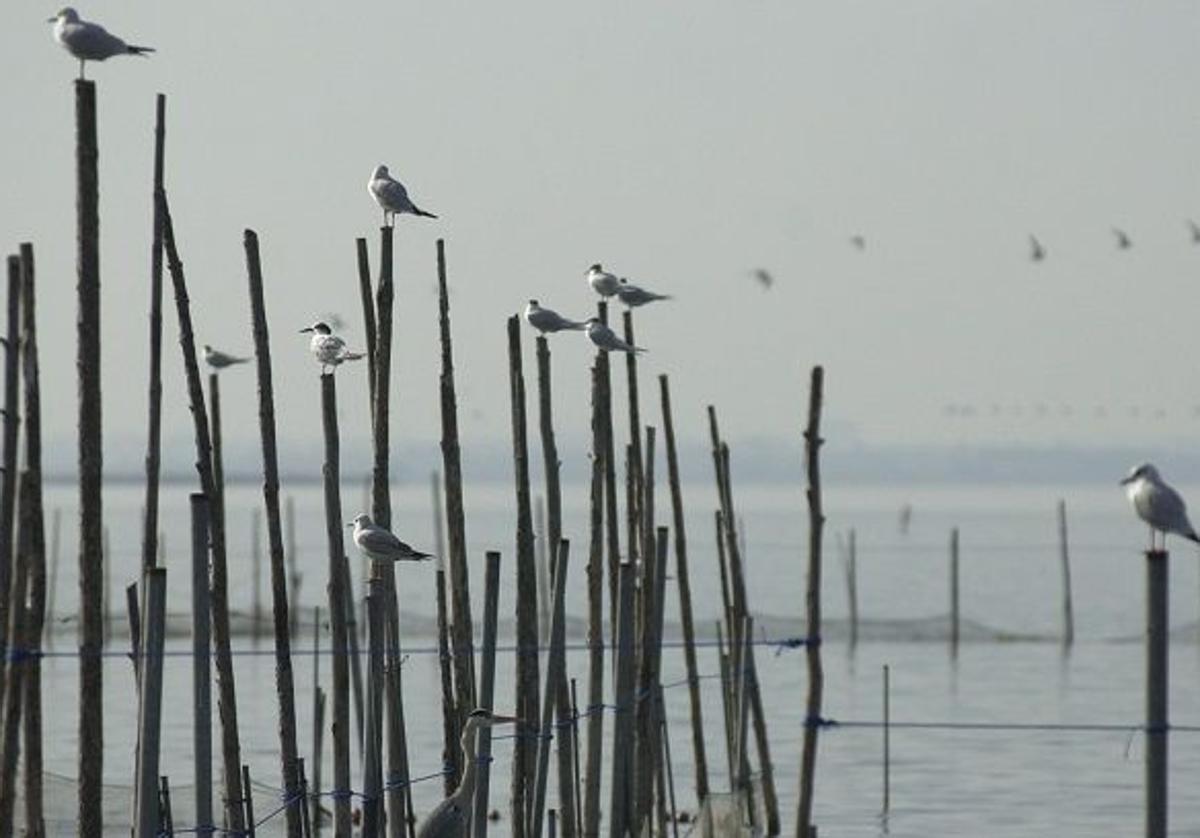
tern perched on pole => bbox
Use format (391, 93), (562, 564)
(368, 165), (438, 226)
(615, 278), (671, 308)
(299, 322), (364, 373)
(1121, 463), (1200, 551)
(586, 263), (620, 298)
(348, 513), (432, 563)
(585, 318), (644, 354)
(203, 345), (250, 371)
(49, 8), (154, 80)
(523, 300), (586, 335)
(417, 709), (519, 838)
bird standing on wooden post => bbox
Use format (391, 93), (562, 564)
(418, 709), (518, 838)
(523, 300), (586, 335)
(586, 264), (620, 298)
(348, 513), (433, 563)
(1121, 463), (1200, 551)
(615, 278), (671, 308)
(368, 165), (438, 226)
(48, 8), (154, 80)
(299, 322), (364, 374)
(585, 318), (645, 354)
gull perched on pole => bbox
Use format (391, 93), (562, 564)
(203, 345), (250, 371)
(48, 8), (154, 80)
(299, 321), (364, 373)
(348, 513), (432, 563)
(586, 263), (620, 298)
(523, 300), (586, 335)
(585, 318), (645, 354)
(417, 708), (519, 838)
(1121, 463), (1200, 551)
(368, 165), (437, 226)
(615, 278), (671, 308)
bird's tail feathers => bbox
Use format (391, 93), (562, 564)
(413, 206), (438, 219)
(126, 45), (155, 56)
(342, 351), (366, 362)
(568, 320), (588, 330)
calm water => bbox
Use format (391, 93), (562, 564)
(27, 478), (1200, 835)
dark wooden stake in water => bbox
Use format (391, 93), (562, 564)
(76, 78), (105, 836)
(286, 495), (299, 638)
(241, 765), (256, 836)
(0, 473), (34, 836)
(19, 243), (46, 838)
(1145, 548), (1168, 838)
(0, 256), (22, 691)
(846, 529), (859, 648)
(507, 315), (540, 837)
(608, 559), (637, 838)
(797, 365), (825, 838)
(141, 93), (166, 577)
(583, 360), (606, 838)
(311, 607), (324, 838)
(45, 508), (60, 651)
(244, 229), (303, 836)
(158, 777), (174, 837)
(319, 372), (352, 837)
(597, 303), (620, 641)
(658, 374), (708, 804)
(472, 551), (502, 838)
(437, 239), (478, 732)
(531, 540), (570, 838)
(190, 494), (213, 833)
(161, 190), (246, 832)
(882, 664), (890, 816)
(355, 237), (377, 410)
(622, 311), (643, 561)
(949, 527), (960, 651)
(362, 581), (385, 835)
(1057, 500), (1074, 646)
(431, 474), (459, 794)
(126, 583), (141, 685)
(134, 566), (167, 838)
(251, 509), (262, 641)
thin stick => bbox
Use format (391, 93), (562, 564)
(657, 685), (680, 838)
(882, 664), (890, 815)
(0, 473), (33, 835)
(607, 560), (637, 838)
(570, 678), (583, 838)
(286, 495), (299, 638)
(582, 361), (606, 838)
(355, 237), (377, 410)
(0, 255), (21, 704)
(190, 494), (213, 834)
(46, 508), (60, 650)
(435, 559), (459, 798)
(311, 606), (324, 838)
(531, 540), (571, 838)
(797, 366), (825, 838)
(535, 498), (550, 642)
(242, 765), (256, 837)
(362, 581), (385, 834)
(126, 582), (141, 685)
(622, 311), (643, 564)
(597, 302), (620, 647)
(847, 529), (858, 648)
(134, 567), (167, 838)
(159, 776), (174, 837)
(140, 93), (166, 576)
(949, 527), (959, 651)
(1057, 500), (1074, 646)
(251, 508), (262, 641)
(472, 551), (502, 838)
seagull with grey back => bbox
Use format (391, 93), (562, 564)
(203, 345), (250, 371)
(523, 300), (586, 335)
(368, 165), (437, 226)
(1121, 463), (1200, 551)
(49, 8), (154, 80)
(348, 513), (432, 563)
(299, 321), (364, 373)
(615, 277), (671, 308)
(417, 708), (519, 837)
(585, 317), (644, 354)
(587, 263), (620, 298)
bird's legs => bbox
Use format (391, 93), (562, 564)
(78, 59), (86, 80)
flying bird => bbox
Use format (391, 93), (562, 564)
(1188, 219), (1200, 244)
(348, 513), (432, 563)
(523, 300), (586, 335)
(750, 268), (773, 290)
(417, 709), (519, 837)
(585, 318), (645, 354)
(1121, 463), (1200, 551)
(849, 235), (866, 251)
(1113, 228), (1132, 250)
(203, 345), (250, 371)
(616, 278), (671, 308)
(368, 165), (437, 226)
(49, 8), (154, 80)
(1029, 235), (1046, 262)
(586, 263), (620, 298)
(299, 322), (364, 373)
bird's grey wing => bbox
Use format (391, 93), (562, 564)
(375, 179), (413, 212)
(358, 526), (405, 555)
(1149, 484), (1192, 533)
(65, 22), (128, 59)
(416, 796), (469, 838)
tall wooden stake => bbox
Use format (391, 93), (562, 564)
(140, 93), (166, 576)
(531, 540), (570, 838)
(1057, 500), (1074, 646)
(1145, 548), (1168, 838)
(582, 361), (606, 838)
(607, 560), (637, 838)
(949, 528), (960, 652)
(0, 473), (33, 836)
(190, 494), (213, 834)
(0, 256), (21, 693)
(134, 567), (167, 838)
(797, 366), (825, 838)
(355, 237), (377, 410)
(472, 551), (502, 838)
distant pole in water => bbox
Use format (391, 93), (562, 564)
(797, 366), (825, 838)
(1145, 548), (1168, 838)
(882, 664), (890, 816)
(846, 529), (859, 649)
(190, 494), (213, 834)
(949, 528), (960, 652)
(1056, 500), (1074, 646)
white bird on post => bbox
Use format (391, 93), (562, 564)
(368, 165), (438, 226)
(299, 321), (364, 374)
(49, 8), (154, 80)
(523, 300), (587, 335)
(1121, 463), (1200, 552)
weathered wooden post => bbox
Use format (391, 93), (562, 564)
(251, 509), (262, 641)
(242, 765), (256, 836)
(362, 581), (385, 835)
(0, 474), (33, 836)
(140, 93), (166, 578)
(531, 540), (570, 838)
(190, 494), (213, 834)
(0, 257), (21, 709)
(46, 508), (60, 650)
(949, 527), (960, 651)
(1145, 548), (1168, 838)
(158, 777), (174, 837)
(312, 607), (325, 838)
(583, 361), (606, 838)
(134, 567), (167, 838)
(286, 495), (300, 638)
(882, 664), (890, 816)
(431, 474), (458, 795)
(846, 529), (859, 648)
(597, 302), (620, 638)
(1057, 500), (1074, 646)
(622, 312), (643, 560)
(472, 551), (502, 838)
(355, 237), (377, 409)
(608, 560), (637, 838)
(797, 366), (825, 838)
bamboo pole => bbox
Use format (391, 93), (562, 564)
(431, 474), (458, 796)
(252, 508), (262, 641)
(190, 494), (213, 834)
(582, 361), (606, 838)
(882, 665), (890, 816)
(362, 581), (385, 835)
(141, 93), (166, 577)
(535, 498), (550, 642)
(597, 303), (620, 644)
(0, 473), (33, 836)
(714, 621), (734, 783)
(298, 759), (312, 838)
(622, 312), (643, 564)
(75, 77), (105, 836)
(0, 255), (20, 703)
(242, 765), (256, 836)
(733, 618), (754, 828)
(607, 560), (636, 838)
(797, 366), (825, 838)
(312, 607), (325, 838)
(159, 777), (174, 837)
(19, 242), (46, 838)
(134, 567), (167, 838)
(531, 540), (570, 838)
(846, 529), (858, 649)
(161, 189), (246, 831)
(1145, 548), (1168, 838)
(126, 582), (141, 685)
(1057, 500), (1074, 646)
(507, 315), (540, 837)
(657, 684), (680, 838)
(45, 508), (59, 650)
(319, 372), (352, 837)
(658, 375), (708, 804)
(286, 495), (299, 638)
(437, 239), (477, 731)
(633, 434), (659, 833)
(949, 527), (959, 651)
(472, 551), (502, 838)
(570, 678), (583, 838)
(243, 229), (303, 836)
(355, 237), (377, 411)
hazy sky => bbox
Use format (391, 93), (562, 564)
(3, 3), (1200, 474)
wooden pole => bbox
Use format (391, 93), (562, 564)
(298, 758), (312, 838)
(1145, 548), (1168, 838)
(362, 581), (385, 835)
(319, 372), (352, 837)
(797, 366), (825, 838)
(141, 93), (166, 577)
(882, 664), (890, 816)
(134, 567), (167, 838)
(0, 473), (33, 836)
(355, 237), (377, 411)
(1057, 500), (1074, 646)
(190, 494), (213, 835)
(607, 560), (637, 838)
(432, 474), (459, 796)
(847, 529), (858, 649)
(597, 302), (620, 645)
(286, 495), (300, 638)
(714, 621), (735, 783)
(75, 77), (105, 836)
(657, 684), (680, 838)
(472, 551), (502, 838)
(622, 311), (643, 563)
(949, 528), (960, 651)
(0, 254), (21, 705)
(126, 582), (141, 685)
(159, 777), (174, 837)
(243, 229), (303, 836)
(531, 540), (570, 838)
(46, 507), (59, 650)
(103, 527), (112, 646)
(242, 765), (256, 837)
(19, 242), (46, 838)
(437, 239), (478, 732)
(733, 618), (755, 829)
(570, 678), (583, 838)
(535, 498), (550, 642)
(582, 360), (606, 838)
(252, 508), (262, 641)
(507, 315), (540, 837)
(633, 438), (660, 832)
(312, 607), (325, 838)
(161, 190), (246, 831)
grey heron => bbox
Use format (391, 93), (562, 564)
(368, 165), (438, 226)
(1121, 463), (1200, 551)
(299, 322), (364, 373)
(417, 709), (519, 838)
(523, 300), (587, 335)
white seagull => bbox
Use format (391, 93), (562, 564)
(587, 264), (620, 298)
(1121, 463), (1200, 551)
(615, 278), (671, 308)
(523, 300), (586, 335)
(348, 513), (432, 563)
(203, 345), (250, 371)
(49, 8), (154, 80)
(299, 322), (364, 373)
(585, 318), (645, 354)
(368, 165), (437, 226)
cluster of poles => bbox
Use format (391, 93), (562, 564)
(0, 80), (833, 838)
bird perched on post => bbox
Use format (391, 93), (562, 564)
(299, 322), (364, 373)
(615, 278), (671, 308)
(368, 165), (437, 226)
(523, 300), (586, 335)
(586, 263), (620, 298)
(203, 345), (250, 371)
(417, 709), (519, 838)
(585, 318), (645, 354)
(348, 513), (432, 563)
(1121, 463), (1200, 551)
(49, 8), (154, 80)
